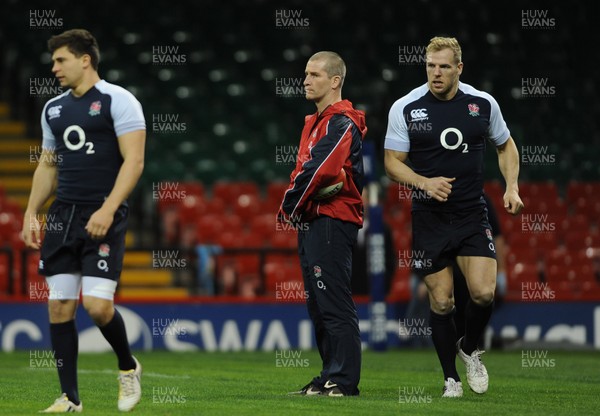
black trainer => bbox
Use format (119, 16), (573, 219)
(288, 382), (322, 396)
(322, 380), (345, 397)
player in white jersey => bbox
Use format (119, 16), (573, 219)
(21, 29), (145, 413)
(384, 37), (524, 397)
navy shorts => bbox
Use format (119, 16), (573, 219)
(39, 200), (128, 281)
(411, 206), (496, 278)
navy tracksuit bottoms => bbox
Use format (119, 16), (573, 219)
(298, 216), (361, 396)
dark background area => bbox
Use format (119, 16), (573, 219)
(1, 0), (598, 189)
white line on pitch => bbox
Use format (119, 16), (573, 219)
(27, 368), (190, 379)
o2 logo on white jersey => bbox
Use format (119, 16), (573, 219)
(440, 127), (469, 153)
(63, 125), (95, 154)
(409, 108), (428, 122)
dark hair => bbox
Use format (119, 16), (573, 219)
(48, 29), (100, 70)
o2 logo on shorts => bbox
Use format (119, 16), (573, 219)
(97, 259), (109, 272)
(488, 242), (496, 253)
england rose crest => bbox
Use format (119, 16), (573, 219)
(89, 100), (102, 116)
(468, 103), (480, 117)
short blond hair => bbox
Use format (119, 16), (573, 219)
(308, 51), (346, 86)
(426, 37), (462, 64)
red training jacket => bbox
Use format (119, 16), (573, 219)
(278, 99), (367, 227)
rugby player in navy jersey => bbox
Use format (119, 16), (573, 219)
(21, 29), (145, 412)
(384, 37), (523, 397)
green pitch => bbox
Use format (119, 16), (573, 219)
(1, 349), (598, 415)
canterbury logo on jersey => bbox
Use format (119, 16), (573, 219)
(48, 105), (63, 120)
(409, 108), (428, 121)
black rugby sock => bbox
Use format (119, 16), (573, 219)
(430, 308), (460, 381)
(462, 300), (493, 355)
(98, 309), (136, 371)
(50, 320), (80, 405)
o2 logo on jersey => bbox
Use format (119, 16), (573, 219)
(63, 125), (95, 154)
(440, 127), (468, 153)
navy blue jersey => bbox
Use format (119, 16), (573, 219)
(385, 82), (509, 212)
(41, 80), (145, 205)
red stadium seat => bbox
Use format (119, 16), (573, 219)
(212, 181), (259, 206)
(506, 248), (542, 268)
(215, 231), (247, 248)
(212, 182), (241, 205)
(519, 182), (560, 203)
(267, 181), (289, 201)
(237, 231), (266, 248)
(530, 200), (567, 226)
(249, 214), (276, 245)
(196, 214), (225, 244)
(484, 180), (504, 202)
(270, 231), (297, 249)
(560, 214), (591, 234)
(204, 197), (226, 215)
(572, 197), (600, 224)
(234, 254), (261, 276)
(178, 195), (207, 226)
(180, 181), (205, 198)
(500, 216), (521, 240)
(507, 263), (541, 295)
(563, 230), (598, 252)
(566, 182), (600, 204)
(0, 212), (20, 243)
(0, 252), (9, 293)
(233, 194), (262, 223)
(545, 263), (594, 283)
(264, 256), (303, 296)
(529, 233), (560, 255)
(0, 198), (25, 218)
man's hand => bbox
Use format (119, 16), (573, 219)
(503, 189), (524, 215)
(22, 211), (42, 249)
(85, 207), (115, 240)
(422, 177), (456, 202)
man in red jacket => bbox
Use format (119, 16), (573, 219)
(278, 51), (367, 397)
